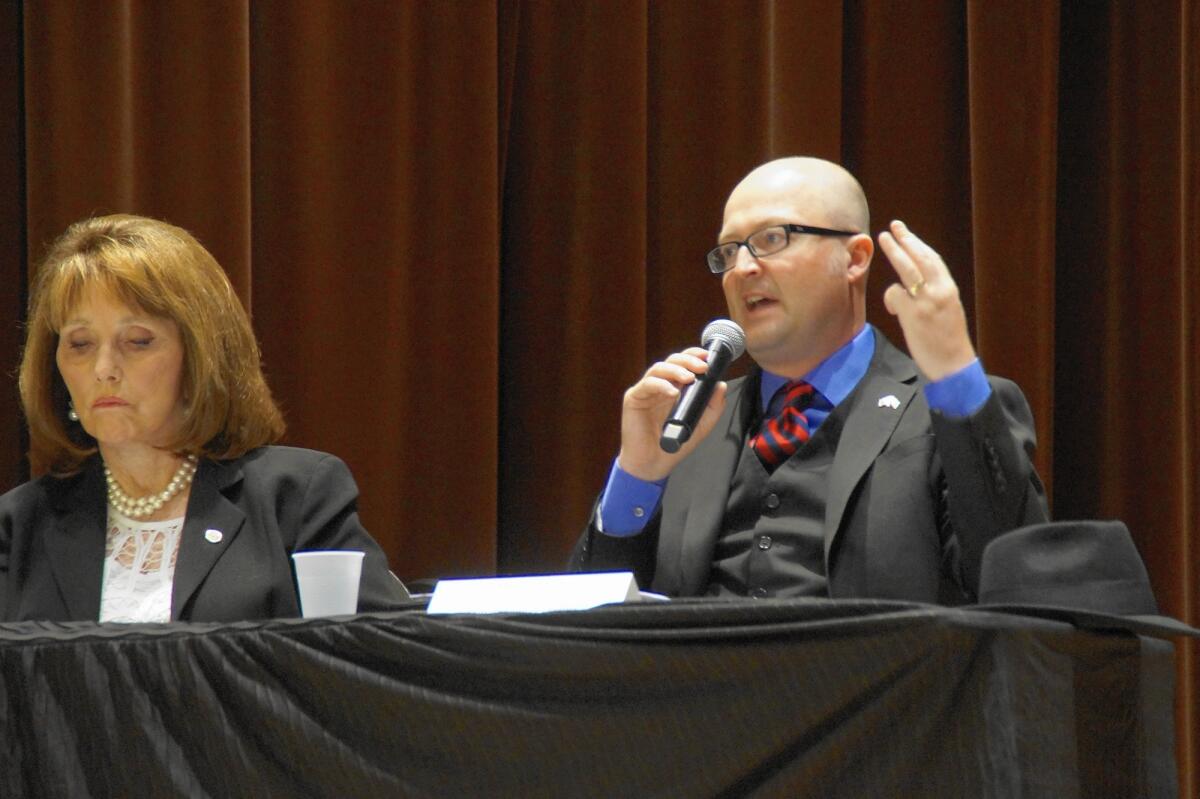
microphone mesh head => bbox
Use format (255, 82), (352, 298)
(701, 319), (746, 359)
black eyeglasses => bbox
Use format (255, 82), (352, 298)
(705, 223), (859, 274)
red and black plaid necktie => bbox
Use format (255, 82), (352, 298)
(749, 380), (816, 469)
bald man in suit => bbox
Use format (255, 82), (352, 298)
(571, 157), (1047, 603)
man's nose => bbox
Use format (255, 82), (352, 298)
(732, 244), (761, 275)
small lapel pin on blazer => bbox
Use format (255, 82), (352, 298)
(204, 529), (223, 544)
(877, 394), (901, 410)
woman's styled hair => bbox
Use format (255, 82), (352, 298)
(20, 214), (285, 474)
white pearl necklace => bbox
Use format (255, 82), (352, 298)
(105, 454), (199, 520)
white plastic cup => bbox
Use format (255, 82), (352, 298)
(291, 550), (365, 618)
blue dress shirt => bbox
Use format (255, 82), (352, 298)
(598, 324), (991, 536)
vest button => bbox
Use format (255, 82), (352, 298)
(764, 493), (781, 511)
(758, 535), (772, 550)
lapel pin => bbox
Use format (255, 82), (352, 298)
(877, 394), (901, 410)
(204, 529), (224, 544)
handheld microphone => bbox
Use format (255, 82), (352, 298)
(659, 319), (746, 453)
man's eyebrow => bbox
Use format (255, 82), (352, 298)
(717, 219), (791, 241)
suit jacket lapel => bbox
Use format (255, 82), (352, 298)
(660, 376), (754, 595)
(171, 458), (246, 620)
(43, 462), (107, 620)
(824, 332), (919, 563)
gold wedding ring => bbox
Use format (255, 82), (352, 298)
(906, 278), (926, 298)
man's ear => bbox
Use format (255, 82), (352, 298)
(846, 233), (873, 283)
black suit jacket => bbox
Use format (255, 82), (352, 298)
(571, 332), (1049, 603)
(0, 446), (407, 622)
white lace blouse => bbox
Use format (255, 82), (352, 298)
(99, 508), (185, 623)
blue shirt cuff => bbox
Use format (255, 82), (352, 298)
(598, 459), (666, 537)
(923, 358), (991, 417)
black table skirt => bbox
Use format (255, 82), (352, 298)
(0, 599), (1179, 798)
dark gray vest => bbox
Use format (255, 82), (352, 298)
(706, 379), (848, 598)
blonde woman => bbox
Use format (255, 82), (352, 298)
(0, 215), (406, 622)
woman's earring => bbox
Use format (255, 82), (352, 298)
(67, 402), (79, 422)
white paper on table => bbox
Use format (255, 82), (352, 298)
(425, 571), (654, 615)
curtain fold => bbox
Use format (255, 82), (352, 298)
(248, 1), (501, 581)
(2, 0), (1196, 789)
(965, 0), (1059, 496)
(843, 0), (975, 363)
(22, 0), (252, 296)
(1182, 3), (1199, 786)
(0, 2), (25, 493)
(498, 0), (650, 570)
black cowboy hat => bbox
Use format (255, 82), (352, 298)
(975, 519), (1199, 638)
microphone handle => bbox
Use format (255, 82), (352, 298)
(659, 342), (734, 453)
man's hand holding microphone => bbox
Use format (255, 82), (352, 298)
(616, 320), (745, 482)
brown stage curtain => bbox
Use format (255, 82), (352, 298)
(0, 1), (25, 494)
(0, 1), (1195, 791)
